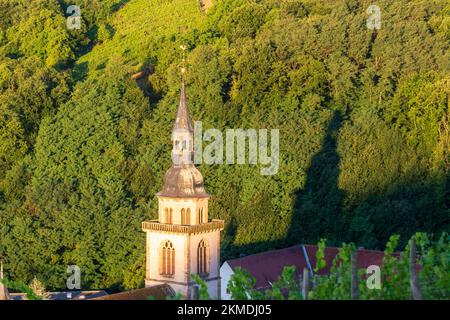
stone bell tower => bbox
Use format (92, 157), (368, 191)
(142, 68), (223, 299)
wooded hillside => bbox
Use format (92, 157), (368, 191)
(0, 0), (448, 290)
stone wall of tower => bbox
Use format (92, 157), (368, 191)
(188, 230), (221, 299)
(145, 229), (221, 299)
(145, 232), (189, 288)
(188, 231), (220, 278)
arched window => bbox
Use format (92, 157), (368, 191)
(197, 240), (209, 275)
(165, 208), (172, 224)
(198, 208), (205, 224)
(181, 208), (186, 225)
(181, 208), (191, 225)
(160, 240), (175, 276)
(186, 208), (191, 225)
(182, 140), (187, 150)
(164, 208), (169, 223)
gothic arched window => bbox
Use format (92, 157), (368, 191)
(160, 240), (175, 276)
(197, 239), (209, 275)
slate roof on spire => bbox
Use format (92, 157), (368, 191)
(173, 79), (193, 132)
(157, 76), (209, 198)
(157, 164), (210, 198)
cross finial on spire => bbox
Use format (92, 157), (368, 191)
(180, 44), (187, 80)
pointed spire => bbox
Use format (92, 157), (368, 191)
(173, 77), (193, 132)
(0, 262), (11, 300)
(173, 47), (193, 132)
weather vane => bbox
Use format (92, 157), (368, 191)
(180, 44), (187, 75)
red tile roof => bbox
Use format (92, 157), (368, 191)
(93, 284), (175, 300)
(226, 244), (393, 290)
(303, 245), (389, 275)
(9, 290), (108, 300)
(227, 245), (309, 290)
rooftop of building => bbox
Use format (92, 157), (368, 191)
(93, 284), (175, 300)
(9, 290), (108, 300)
(225, 244), (396, 290)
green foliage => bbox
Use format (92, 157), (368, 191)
(310, 243), (356, 300)
(0, 0), (449, 293)
(418, 233), (450, 299)
(215, 233), (449, 300)
(0, 57), (70, 144)
(227, 267), (264, 300)
(192, 274), (211, 300)
(0, 278), (43, 300)
(217, 1), (268, 40)
(28, 276), (50, 299)
(314, 238), (326, 273)
(97, 24), (114, 43)
(265, 266), (302, 300)
(0, 107), (27, 180)
(308, 233), (450, 300)
(166, 292), (184, 300)
(1, 0), (75, 67)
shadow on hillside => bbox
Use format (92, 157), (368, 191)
(221, 109), (449, 262)
(221, 110), (345, 261)
(111, 0), (130, 13)
(289, 110), (345, 246)
(71, 61), (89, 83)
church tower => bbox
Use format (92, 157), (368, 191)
(142, 70), (224, 299)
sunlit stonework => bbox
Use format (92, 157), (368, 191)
(142, 74), (224, 299)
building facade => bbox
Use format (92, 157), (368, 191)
(142, 77), (223, 299)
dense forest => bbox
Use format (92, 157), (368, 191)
(0, 0), (448, 291)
